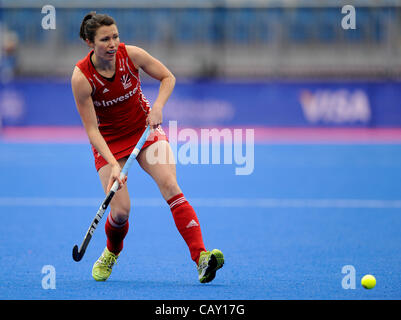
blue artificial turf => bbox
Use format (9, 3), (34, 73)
(1, 142), (401, 299)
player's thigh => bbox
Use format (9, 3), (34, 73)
(98, 157), (131, 214)
(137, 140), (181, 199)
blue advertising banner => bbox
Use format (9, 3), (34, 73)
(1, 78), (400, 127)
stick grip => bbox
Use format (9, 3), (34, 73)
(110, 127), (150, 193)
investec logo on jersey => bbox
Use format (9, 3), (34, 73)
(299, 89), (371, 124)
(93, 86), (138, 107)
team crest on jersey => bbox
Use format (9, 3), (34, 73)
(120, 74), (132, 89)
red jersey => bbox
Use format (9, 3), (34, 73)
(76, 42), (150, 142)
(75, 43), (168, 171)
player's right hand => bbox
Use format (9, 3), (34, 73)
(106, 163), (127, 193)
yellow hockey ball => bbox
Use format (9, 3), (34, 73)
(361, 274), (376, 289)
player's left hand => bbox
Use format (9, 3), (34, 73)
(146, 106), (163, 130)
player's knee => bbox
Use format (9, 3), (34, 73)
(159, 176), (180, 199)
(111, 203), (130, 223)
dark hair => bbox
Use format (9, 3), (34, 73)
(79, 11), (116, 42)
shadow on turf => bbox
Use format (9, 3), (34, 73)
(95, 280), (227, 288)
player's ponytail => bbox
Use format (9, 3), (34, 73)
(79, 11), (116, 42)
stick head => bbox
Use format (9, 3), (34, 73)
(72, 245), (84, 262)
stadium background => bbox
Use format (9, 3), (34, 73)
(2, 0), (401, 131)
(1, 0), (401, 301)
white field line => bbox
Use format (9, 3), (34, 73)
(0, 197), (401, 209)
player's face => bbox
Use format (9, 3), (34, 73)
(91, 24), (120, 62)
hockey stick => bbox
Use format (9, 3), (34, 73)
(72, 126), (150, 262)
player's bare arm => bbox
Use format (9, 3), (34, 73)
(126, 45), (176, 128)
(71, 66), (125, 191)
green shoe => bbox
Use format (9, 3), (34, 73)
(92, 247), (119, 281)
(197, 249), (224, 283)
